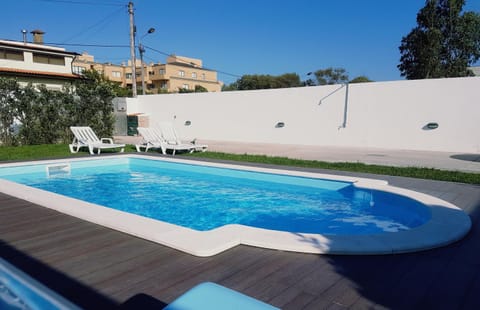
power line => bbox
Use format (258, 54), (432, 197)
(37, 0), (124, 6)
(60, 6), (126, 43)
(143, 55), (158, 64)
(45, 42), (130, 48)
(143, 45), (241, 78)
(44, 42), (241, 80)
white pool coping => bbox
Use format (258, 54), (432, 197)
(0, 154), (472, 257)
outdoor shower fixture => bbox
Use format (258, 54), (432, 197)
(318, 83), (349, 129)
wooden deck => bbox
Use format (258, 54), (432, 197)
(1, 164), (480, 309)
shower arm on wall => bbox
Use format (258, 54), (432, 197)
(318, 83), (349, 129)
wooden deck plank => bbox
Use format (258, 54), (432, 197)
(281, 291), (318, 310)
(1, 169), (479, 310)
(159, 247), (276, 301)
(8, 223), (107, 255)
(268, 287), (313, 309)
(461, 268), (480, 309)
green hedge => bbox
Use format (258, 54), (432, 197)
(0, 70), (119, 146)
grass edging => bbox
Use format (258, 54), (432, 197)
(0, 145), (478, 185)
(185, 151), (480, 185)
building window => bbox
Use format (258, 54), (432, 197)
(201, 73), (206, 80)
(72, 66), (85, 75)
(111, 71), (121, 78)
(126, 73), (132, 79)
(178, 70), (185, 77)
(148, 71), (155, 76)
(0, 48), (24, 61)
(182, 84), (189, 90)
(159, 69), (165, 75)
(160, 82), (167, 89)
(192, 72), (197, 79)
(32, 53), (65, 65)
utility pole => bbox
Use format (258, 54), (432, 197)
(139, 44), (146, 95)
(128, 2), (137, 97)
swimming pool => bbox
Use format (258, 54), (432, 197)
(0, 155), (471, 256)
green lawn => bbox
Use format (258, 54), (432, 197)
(0, 144), (478, 185)
(186, 151), (480, 185)
(0, 144), (136, 161)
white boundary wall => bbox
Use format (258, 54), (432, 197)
(127, 77), (480, 153)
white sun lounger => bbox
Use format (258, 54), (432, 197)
(135, 127), (165, 153)
(158, 122), (208, 153)
(135, 127), (195, 155)
(69, 126), (125, 155)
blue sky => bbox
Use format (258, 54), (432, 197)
(1, 0), (479, 84)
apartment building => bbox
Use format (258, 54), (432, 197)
(73, 53), (222, 93)
(0, 30), (80, 90)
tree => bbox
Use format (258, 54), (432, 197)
(349, 76), (373, 83)
(398, 0), (480, 79)
(0, 72), (117, 146)
(16, 83), (42, 145)
(177, 85), (209, 93)
(222, 82), (238, 91)
(73, 70), (116, 138)
(224, 73), (301, 91)
(194, 85), (208, 92)
(0, 78), (20, 146)
(313, 68), (349, 85)
(114, 85), (132, 97)
(34, 85), (66, 144)
(273, 73), (302, 88)
(178, 87), (194, 93)
(236, 75), (273, 90)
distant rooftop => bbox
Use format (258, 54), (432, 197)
(0, 67), (80, 79)
(167, 55), (202, 67)
(0, 39), (78, 56)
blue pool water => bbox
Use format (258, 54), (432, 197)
(0, 158), (431, 235)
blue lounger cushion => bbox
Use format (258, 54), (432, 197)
(0, 258), (81, 310)
(164, 282), (280, 310)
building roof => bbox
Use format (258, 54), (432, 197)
(165, 61), (214, 72)
(0, 39), (79, 57)
(0, 67), (81, 80)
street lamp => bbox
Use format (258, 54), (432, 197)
(138, 27), (155, 95)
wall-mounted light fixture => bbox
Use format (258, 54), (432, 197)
(275, 122), (285, 128)
(423, 122), (439, 130)
(184, 120), (192, 126)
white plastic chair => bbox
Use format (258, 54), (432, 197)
(69, 126), (125, 155)
(158, 122), (208, 153)
(136, 127), (194, 155)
